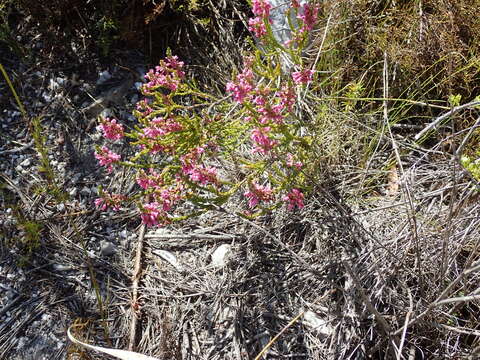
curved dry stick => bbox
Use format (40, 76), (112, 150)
(68, 326), (159, 360)
(414, 100), (480, 141)
(129, 224), (147, 351)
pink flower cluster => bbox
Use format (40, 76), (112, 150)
(137, 168), (162, 190)
(298, 3), (319, 32)
(143, 55), (185, 93)
(278, 85), (296, 112)
(143, 117), (183, 139)
(286, 153), (303, 170)
(136, 169), (184, 225)
(94, 146), (121, 173)
(292, 69), (314, 84)
(141, 202), (170, 227)
(135, 99), (153, 117)
(94, 192), (126, 211)
(226, 60), (254, 104)
(248, 0), (272, 38)
(138, 116), (183, 154)
(283, 188), (305, 210)
(244, 182), (274, 208)
(97, 118), (124, 141)
(251, 127), (279, 154)
(180, 147), (218, 186)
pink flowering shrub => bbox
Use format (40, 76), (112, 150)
(97, 118), (124, 141)
(94, 146), (121, 173)
(94, 1), (319, 226)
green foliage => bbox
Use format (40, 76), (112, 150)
(31, 117), (68, 202)
(5, 203), (45, 265)
(461, 148), (480, 183)
(96, 15), (119, 57)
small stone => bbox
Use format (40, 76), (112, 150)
(303, 311), (333, 336)
(100, 108), (113, 119)
(48, 78), (59, 91)
(6, 290), (17, 300)
(20, 158), (31, 167)
(56, 77), (66, 86)
(100, 240), (116, 256)
(52, 264), (70, 271)
(80, 187), (91, 196)
(56, 203), (65, 212)
(211, 244), (232, 268)
(96, 70), (112, 85)
(154, 250), (182, 271)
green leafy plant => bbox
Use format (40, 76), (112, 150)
(96, 15), (119, 57)
(93, 0), (321, 226)
(31, 117), (68, 202)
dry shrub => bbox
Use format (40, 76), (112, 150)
(317, 0), (480, 104)
(9, 0), (249, 90)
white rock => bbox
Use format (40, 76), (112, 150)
(211, 244), (232, 268)
(19, 158), (32, 167)
(100, 108), (113, 118)
(56, 77), (66, 86)
(303, 311), (333, 336)
(154, 249), (182, 271)
(100, 240), (116, 256)
(96, 70), (112, 85)
(52, 263), (70, 271)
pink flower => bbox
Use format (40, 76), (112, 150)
(97, 118), (124, 141)
(277, 85), (296, 112)
(94, 192), (125, 211)
(94, 197), (107, 211)
(286, 153), (303, 169)
(142, 55), (185, 93)
(94, 146), (121, 173)
(141, 202), (162, 227)
(226, 66), (254, 103)
(248, 17), (268, 38)
(283, 188), (305, 210)
(298, 3), (319, 32)
(244, 182), (274, 208)
(257, 104), (284, 124)
(251, 127), (279, 154)
(136, 99), (153, 116)
(136, 168), (160, 190)
(183, 165), (218, 185)
(292, 69), (314, 84)
(252, 0), (271, 17)
(179, 147), (218, 185)
(165, 55), (184, 70)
